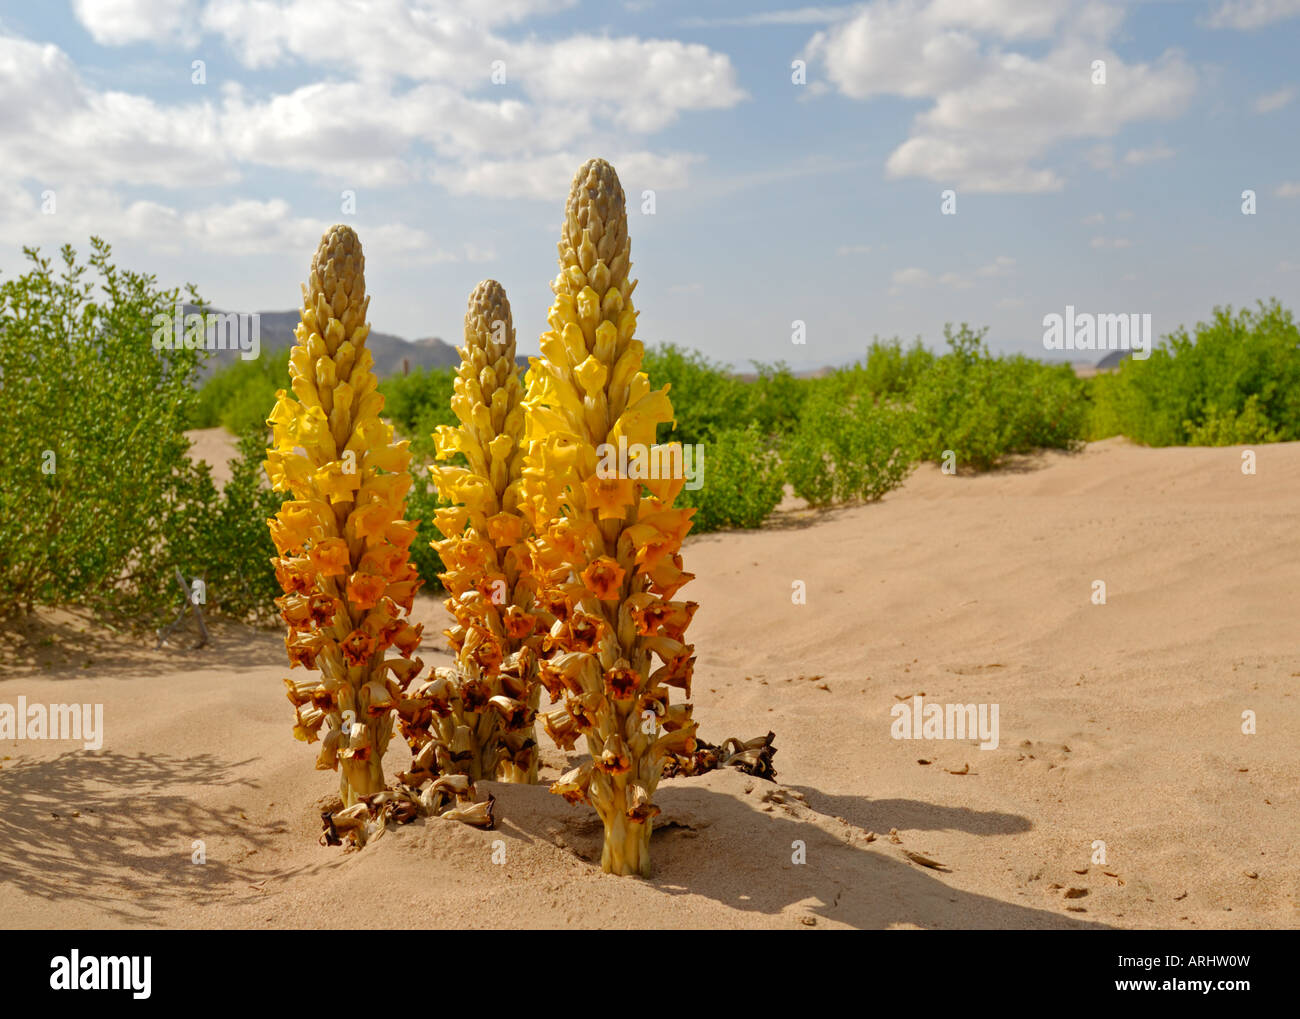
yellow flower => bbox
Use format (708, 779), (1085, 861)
(580, 556), (625, 600)
(583, 475), (636, 520)
(522, 159), (697, 876)
(264, 225), (426, 810)
(307, 537), (350, 576)
(395, 279), (543, 787)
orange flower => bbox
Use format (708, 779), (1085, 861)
(361, 544), (407, 579)
(347, 572), (388, 612)
(392, 621), (423, 657)
(285, 630), (325, 670)
(267, 517), (296, 556)
(306, 593), (338, 626)
(583, 475), (636, 520)
(340, 627), (376, 667)
(623, 522), (677, 572)
(651, 649), (696, 697)
(485, 511), (524, 547)
(349, 502), (393, 541)
(503, 605), (537, 641)
(581, 556), (626, 600)
(644, 553), (694, 600)
(603, 661), (640, 700)
(383, 519), (419, 550)
(274, 557), (316, 595)
(385, 579), (420, 614)
(307, 537), (350, 576)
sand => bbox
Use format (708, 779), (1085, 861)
(184, 428), (238, 489)
(1, 437), (1296, 929)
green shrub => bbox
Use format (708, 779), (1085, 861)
(642, 344), (749, 446)
(677, 424), (784, 531)
(0, 239), (212, 622)
(910, 324), (1086, 470)
(375, 367), (462, 589)
(1185, 394), (1281, 446)
(403, 459), (447, 593)
(745, 360), (807, 438)
(193, 427), (283, 623)
(786, 382), (914, 507)
(378, 365), (458, 455)
(1088, 301), (1300, 446)
(190, 347), (290, 433)
(1084, 370), (1124, 441)
(859, 336), (935, 398)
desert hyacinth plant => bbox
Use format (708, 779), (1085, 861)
(264, 225), (426, 809)
(396, 280), (543, 784)
(520, 158), (699, 876)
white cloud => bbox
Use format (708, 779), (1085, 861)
(836, 244), (873, 255)
(187, 2), (742, 195)
(5, 0), (740, 224)
(1277, 181), (1300, 197)
(0, 184), (476, 266)
(888, 255), (1013, 294)
(1090, 236), (1133, 249)
(1204, 0), (1300, 30)
(1124, 143), (1175, 165)
(1253, 86), (1296, 112)
(432, 150), (698, 200)
(1082, 211), (1106, 225)
(72, 0), (202, 47)
(924, 0), (1071, 39)
(198, 1), (744, 134)
(517, 35), (746, 133)
(976, 255), (1016, 277)
(680, 6), (858, 28)
(805, 1), (986, 100)
(889, 266), (933, 294)
(803, 0), (1196, 192)
(0, 35), (230, 189)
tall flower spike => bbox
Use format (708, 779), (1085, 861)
(396, 280), (545, 784)
(521, 159), (698, 877)
(265, 225), (426, 810)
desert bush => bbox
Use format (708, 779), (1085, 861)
(786, 379), (914, 506)
(196, 427), (282, 622)
(190, 347), (291, 433)
(745, 360), (807, 438)
(1087, 301), (1300, 446)
(910, 324), (1086, 470)
(378, 365), (458, 455)
(858, 336), (935, 398)
(376, 367), (461, 588)
(677, 424), (785, 530)
(0, 239), (212, 621)
(641, 343), (749, 446)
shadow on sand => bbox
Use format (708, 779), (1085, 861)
(0, 750), (280, 925)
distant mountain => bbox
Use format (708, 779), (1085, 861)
(1095, 349), (1132, 372)
(188, 307), (535, 377)
(188, 307), (464, 378)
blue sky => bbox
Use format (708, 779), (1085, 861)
(1, 0), (1297, 369)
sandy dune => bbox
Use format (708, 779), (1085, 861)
(1, 437), (1296, 929)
